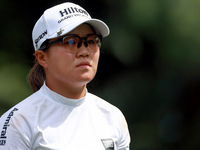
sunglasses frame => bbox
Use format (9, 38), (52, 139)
(40, 34), (102, 51)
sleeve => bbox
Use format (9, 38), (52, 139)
(115, 109), (131, 150)
(0, 107), (32, 150)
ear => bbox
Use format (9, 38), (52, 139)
(35, 50), (48, 68)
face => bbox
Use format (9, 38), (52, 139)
(36, 24), (100, 89)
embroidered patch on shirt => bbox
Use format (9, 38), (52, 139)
(101, 139), (114, 150)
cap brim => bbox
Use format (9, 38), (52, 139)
(48, 18), (110, 39)
(85, 19), (110, 37)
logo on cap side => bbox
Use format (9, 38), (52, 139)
(57, 28), (64, 36)
(35, 30), (48, 49)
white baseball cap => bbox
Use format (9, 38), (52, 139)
(32, 2), (110, 51)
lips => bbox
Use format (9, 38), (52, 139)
(77, 62), (91, 68)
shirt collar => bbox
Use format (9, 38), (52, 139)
(39, 82), (87, 107)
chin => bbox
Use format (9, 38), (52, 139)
(78, 74), (95, 84)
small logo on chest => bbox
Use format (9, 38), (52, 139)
(101, 139), (114, 150)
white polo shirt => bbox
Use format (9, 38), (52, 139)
(0, 83), (130, 150)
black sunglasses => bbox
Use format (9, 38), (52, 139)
(40, 34), (102, 51)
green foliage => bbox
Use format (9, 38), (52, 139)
(0, 53), (32, 114)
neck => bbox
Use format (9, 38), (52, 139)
(45, 80), (87, 99)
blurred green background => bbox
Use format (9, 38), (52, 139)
(1, 0), (200, 149)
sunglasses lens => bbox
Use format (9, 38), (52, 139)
(67, 39), (75, 45)
(64, 37), (79, 47)
(87, 35), (101, 48)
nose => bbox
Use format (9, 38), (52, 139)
(76, 43), (90, 57)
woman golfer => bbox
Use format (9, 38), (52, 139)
(0, 2), (130, 150)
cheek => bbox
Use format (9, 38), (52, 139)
(55, 55), (74, 72)
(93, 51), (100, 68)
(46, 49), (74, 72)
